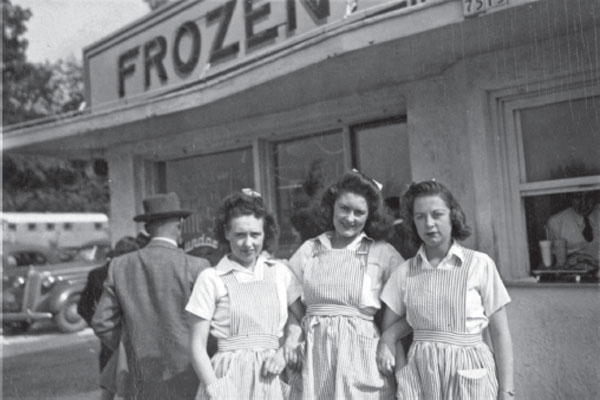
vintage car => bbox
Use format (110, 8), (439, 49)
(2, 242), (105, 335)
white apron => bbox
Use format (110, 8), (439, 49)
(196, 265), (290, 400)
(301, 239), (395, 400)
(396, 249), (498, 400)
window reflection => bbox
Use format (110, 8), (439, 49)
(273, 131), (344, 258)
(165, 148), (254, 265)
(520, 96), (600, 182)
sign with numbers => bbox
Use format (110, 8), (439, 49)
(463, 0), (509, 16)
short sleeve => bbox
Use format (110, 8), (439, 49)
(479, 255), (511, 316)
(287, 240), (313, 284)
(185, 268), (218, 321)
(277, 263), (302, 306)
(379, 242), (404, 283)
(380, 261), (409, 317)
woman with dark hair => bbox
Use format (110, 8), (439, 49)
(186, 190), (304, 399)
(379, 180), (514, 399)
(288, 170), (403, 399)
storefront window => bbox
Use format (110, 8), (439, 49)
(518, 95), (600, 282)
(352, 118), (411, 201)
(165, 148), (254, 265)
(520, 96), (600, 182)
(273, 117), (411, 259)
(273, 131), (345, 258)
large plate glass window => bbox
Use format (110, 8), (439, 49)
(273, 131), (345, 258)
(513, 91), (600, 282)
(352, 117), (415, 259)
(164, 148), (254, 265)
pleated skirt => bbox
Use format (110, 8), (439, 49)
(396, 341), (498, 400)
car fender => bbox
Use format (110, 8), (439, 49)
(47, 281), (85, 314)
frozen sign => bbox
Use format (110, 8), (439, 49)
(85, 0), (372, 107)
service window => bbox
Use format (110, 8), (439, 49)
(511, 92), (600, 282)
(164, 147), (254, 265)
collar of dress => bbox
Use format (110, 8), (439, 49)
(316, 231), (374, 250)
(416, 241), (465, 268)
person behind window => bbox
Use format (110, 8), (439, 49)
(287, 170), (402, 399)
(378, 180), (515, 400)
(546, 190), (600, 269)
(187, 190), (304, 399)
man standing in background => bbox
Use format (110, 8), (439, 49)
(92, 192), (210, 399)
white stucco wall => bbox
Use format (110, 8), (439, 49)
(507, 285), (600, 399)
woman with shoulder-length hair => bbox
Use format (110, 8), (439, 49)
(187, 189), (304, 399)
(288, 170), (404, 399)
(378, 180), (515, 399)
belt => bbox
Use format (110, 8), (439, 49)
(413, 330), (483, 346)
(306, 304), (374, 321)
(218, 334), (279, 351)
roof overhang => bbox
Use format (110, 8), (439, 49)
(3, 0), (596, 157)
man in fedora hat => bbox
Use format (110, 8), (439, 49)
(92, 192), (210, 399)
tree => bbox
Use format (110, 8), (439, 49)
(2, 1), (86, 125)
(2, 0), (108, 214)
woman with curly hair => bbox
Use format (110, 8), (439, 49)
(378, 180), (514, 399)
(186, 189), (304, 399)
(288, 170), (403, 399)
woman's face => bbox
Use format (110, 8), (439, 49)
(225, 214), (265, 268)
(333, 191), (369, 240)
(413, 195), (452, 251)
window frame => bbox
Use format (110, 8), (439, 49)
(491, 79), (600, 280)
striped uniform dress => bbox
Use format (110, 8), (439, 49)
(301, 239), (395, 400)
(396, 249), (498, 400)
(196, 265), (290, 400)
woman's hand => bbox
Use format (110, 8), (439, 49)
(283, 340), (303, 372)
(261, 348), (287, 378)
(376, 332), (396, 376)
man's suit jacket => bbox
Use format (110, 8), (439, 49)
(92, 240), (210, 399)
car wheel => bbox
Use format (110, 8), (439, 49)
(55, 294), (87, 333)
(2, 321), (30, 335)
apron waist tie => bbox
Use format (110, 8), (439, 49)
(218, 334), (280, 351)
(306, 304), (374, 321)
(413, 330), (483, 346)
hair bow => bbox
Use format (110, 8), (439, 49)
(241, 188), (262, 198)
(351, 169), (383, 191)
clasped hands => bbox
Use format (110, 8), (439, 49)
(261, 340), (303, 378)
(376, 330), (407, 376)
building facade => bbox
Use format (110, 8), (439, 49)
(5, 0), (599, 397)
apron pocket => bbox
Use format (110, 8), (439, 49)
(196, 375), (231, 400)
(456, 368), (493, 400)
(352, 333), (393, 391)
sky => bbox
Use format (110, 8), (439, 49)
(14, 0), (150, 63)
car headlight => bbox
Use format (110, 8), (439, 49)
(41, 275), (57, 288)
(12, 276), (25, 288)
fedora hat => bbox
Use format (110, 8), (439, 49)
(133, 192), (192, 222)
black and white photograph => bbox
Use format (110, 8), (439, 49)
(2, 0), (599, 399)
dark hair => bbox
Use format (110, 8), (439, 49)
(213, 191), (279, 251)
(316, 171), (393, 240)
(400, 180), (471, 246)
(108, 236), (140, 259)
